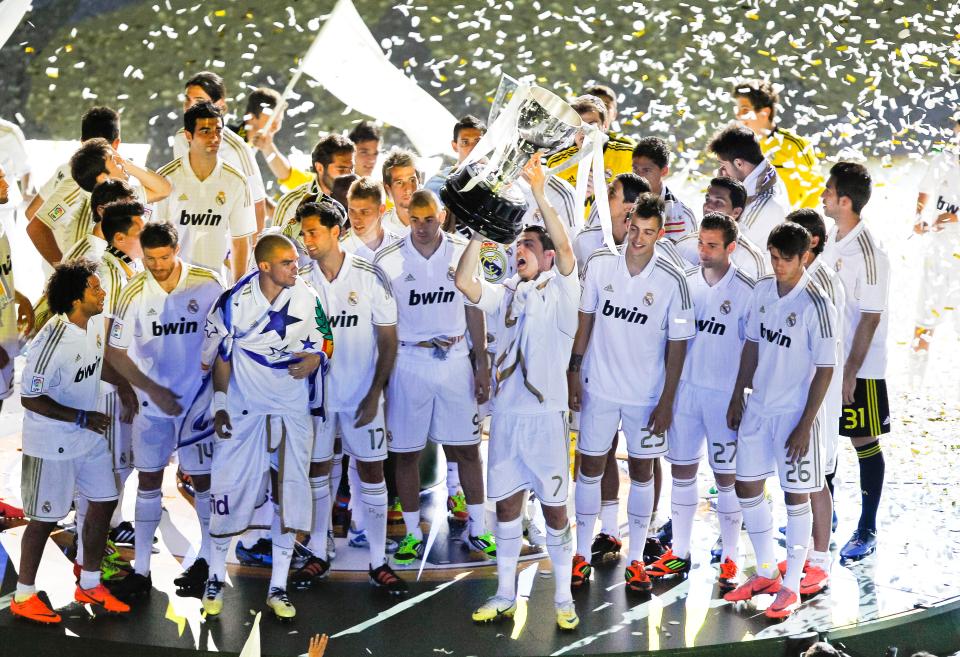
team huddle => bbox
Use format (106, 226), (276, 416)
(0, 75), (896, 630)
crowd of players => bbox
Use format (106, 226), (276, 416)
(6, 72), (947, 631)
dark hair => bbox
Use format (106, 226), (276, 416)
(348, 121), (381, 145)
(184, 101), (223, 134)
(614, 173), (650, 204)
(348, 177), (386, 205)
(708, 124), (764, 166)
(829, 161), (872, 214)
(100, 201), (144, 244)
(297, 201), (343, 230)
(90, 179), (136, 221)
(312, 134), (355, 169)
(331, 174), (359, 210)
(253, 233), (296, 264)
(787, 208), (827, 256)
(767, 221), (810, 259)
(184, 71), (226, 103)
(570, 95), (607, 126)
(709, 176), (748, 210)
(47, 258), (100, 315)
(700, 212), (739, 247)
(632, 136), (671, 169)
(802, 642), (845, 657)
(453, 115), (486, 141)
(733, 79), (778, 118)
(81, 106), (120, 143)
(381, 148), (418, 186)
(631, 192), (665, 229)
(584, 84), (616, 109)
(243, 87), (282, 119)
(140, 221), (179, 250)
(520, 224), (555, 252)
(409, 189), (439, 212)
(70, 138), (112, 193)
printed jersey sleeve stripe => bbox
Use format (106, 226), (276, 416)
(156, 159), (182, 177)
(222, 131), (254, 176)
(353, 260), (395, 295)
(35, 322), (67, 375)
(856, 234), (878, 284)
(655, 260), (692, 309)
(114, 278), (146, 319)
(805, 285), (833, 338)
(734, 269), (757, 289)
(221, 162), (248, 184)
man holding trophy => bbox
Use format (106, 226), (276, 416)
(449, 86), (587, 630)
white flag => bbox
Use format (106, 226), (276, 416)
(239, 611), (262, 657)
(300, 0), (456, 156)
(0, 0), (31, 52)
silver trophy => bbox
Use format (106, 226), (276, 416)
(440, 86), (581, 244)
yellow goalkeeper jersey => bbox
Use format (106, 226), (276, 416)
(759, 127), (824, 209)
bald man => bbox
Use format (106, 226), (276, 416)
(200, 232), (334, 620)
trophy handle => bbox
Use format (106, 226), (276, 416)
(491, 140), (538, 194)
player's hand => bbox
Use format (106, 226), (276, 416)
(474, 364), (490, 404)
(726, 394), (744, 431)
(214, 410), (233, 439)
(913, 221), (929, 235)
(647, 399), (673, 437)
(289, 352), (322, 379)
(308, 633), (328, 657)
(148, 384), (183, 417)
(567, 371), (583, 412)
(83, 411), (111, 435)
(841, 371), (857, 405)
(354, 392), (379, 428)
(935, 211), (958, 228)
(15, 293), (35, 335)
(521, 152), (547, 196)
(118, 384), (139, 423)
(785, 422), (812, 462)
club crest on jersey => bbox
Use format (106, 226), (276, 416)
(447, 267), (456, 281)
(347, 291), (359, 306)
(42, 501), (51, 514)
(188, 299), (200, 314)
(97, 335), (102, 348)
(480, 243), (506, 282)
(642, 291), (655, 306)
(834, 258), (842, 272)
(216, 191), (226, 205)
(30, 376), (44, 393)
(720, 300), (732, 315)
(786, 312), (797, 327)
(47, 204), (66, 222)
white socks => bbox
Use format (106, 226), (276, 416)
(360, 481), (388, 568)
(210, 535), (231, 582)
(716, 483), (742, 563)
(784, 502), (812, 592)
(546, 524), (574, 605)
(270, 506), (294, 591)
(310, 475), (331, 560)
(467, 503), (486, 537)
(348, 461), (366, 533)
(494, 517), (522, 601)
(402, 511), (423, 540)
(74, 496), (88, 566)
(740, 493), (777, 579)
(669, 476), (698, 559)
(134, 488), (163, 576)
(446, 461), (461, 497)
(574, 471), (602, 557)
(599, 500), (620, 537)
(626, 478), (654, 563)
(195, 488), (212, 562)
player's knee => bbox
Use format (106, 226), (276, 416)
(578, 453), (606, 477)
(784, 492), (809, 506)
(191, 474), (211, 492)
(541, 504), (568, 530)
(138, 470), (164, 491)
(309, 460), (332, 477)
(449, 444), (478, 464)
(734, 480), (762, 499)
(495, 495), (524, 522)
(627, 457), (654, 482)
(356, 460), (383, 484)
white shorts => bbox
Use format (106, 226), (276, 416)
(487, 411), (569, 506)
(578, 389), (662, 459)
(21, 444), (119, 522)
(99, 391), (133, 474)
(735, 402), (826, 494)
(667, 381), (738, 473)
(209, 413), (313, 537)
(915, 226), (960, 330)
(133, 412), (215, 475)
(313, 402), (388, 463)
(386, 353), (480, 452)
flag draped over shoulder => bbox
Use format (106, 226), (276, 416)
(299, 0), (456, 156)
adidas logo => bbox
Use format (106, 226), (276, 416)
(603, 284), (614, 292)
(178, 193), (188, 201)
(404, 273), (415, 282)
(147, 308), (157, 316)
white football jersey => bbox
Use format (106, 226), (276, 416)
(675, 230), (768, 280)
(739, 160), (790, 251)
(110, 263), (224, 417)
(0, 225), (15, 399)
(173, 125), (265, 202)
(661, 185), (698, 241)
(340, 227), (403, 262)
(202, 272), (332, 416)
(475, 268), (580, 414)
(381, 208), (410, 237)
(154, 157), (256, 275)
(918, 150), (960, 222)
(0, 118), (31, 209)
(574, 229), (688, 280)
(580, 250), (695, 404)
(21, 315), (106, 459)
(681, 264), (756, 393)
(821, 220), (889, 379)
(374, 233), (471, 359)
(300, 253), (397, 411)
(808, 257), (846, 422)
(745, 271), (838, 416)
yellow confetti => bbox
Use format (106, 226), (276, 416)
(431, 16), (441, 23)
(570, 63), (577, 72)
(845, 74), (857, 82)
(214, 9), (226, 17)
(64, 44), (73, 52)
(24, 46), (34, 53)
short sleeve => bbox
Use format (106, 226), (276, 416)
(858, 249), (889, 315)
(21, 323), (65, 397)
(369, 264), (398, 326)
(745, 287), (762, 342)
(3, 124), (31, 177)
(475, 279), (506, 316)
(579, 259), (601, 314)
(666, 277), (696, 341)
(36, 181), (76, 230)
(227, 180), (257, 238)
(808, 300), (838, 368)
(38, 167), (64, 201)
(200, 293), (229, 369)
(109, 285), (139, 350)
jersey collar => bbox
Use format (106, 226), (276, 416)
(774, 268), (812, 305)
(829, 217), (865, 250)
(618, 249), (659, 279)
(184, 154), (223, 183)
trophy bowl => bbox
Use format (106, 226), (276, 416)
(440, 86), (582, 244)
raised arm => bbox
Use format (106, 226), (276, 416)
(523, 154), (575, 276)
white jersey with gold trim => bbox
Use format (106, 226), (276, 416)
(0, 224), (15, 399)
(675, 230), (768, 280)
(174, 125), (265, 203)
(0, 117), (30, 209)
(340, 227), (403, 262)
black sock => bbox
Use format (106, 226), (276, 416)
(825, 471), (836, 499)
(855, 440), (884, 531)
